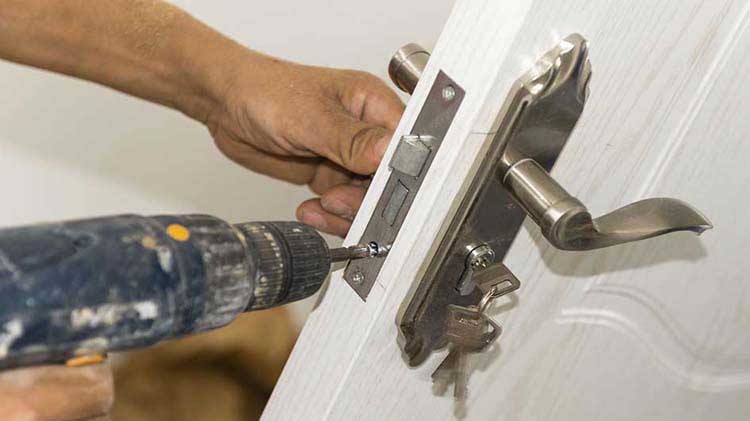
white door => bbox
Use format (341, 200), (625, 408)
(265, 1), (750, 419)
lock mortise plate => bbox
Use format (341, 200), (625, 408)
(343, 71), (465, 300)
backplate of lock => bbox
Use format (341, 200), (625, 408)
(399, 34), (592, 366)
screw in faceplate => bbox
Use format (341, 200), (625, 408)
(442, 85), (456, 102)
(351, 270), (365, 285)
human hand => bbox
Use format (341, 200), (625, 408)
(0, 363), (113, 421)
(0, 0), (404, 236)
(204, 54), (404, 237)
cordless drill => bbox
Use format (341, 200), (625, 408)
(0, 214), (383, 369)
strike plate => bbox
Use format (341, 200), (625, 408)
(344, 71), (465, 300)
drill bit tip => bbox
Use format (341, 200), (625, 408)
(329, 243), (390, 263)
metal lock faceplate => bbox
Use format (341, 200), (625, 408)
(344, 71), (465, 300)
(399, 34), (592, 366)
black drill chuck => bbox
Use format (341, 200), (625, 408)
(0, 214), (332, 369)
(235, 220), (331, 311)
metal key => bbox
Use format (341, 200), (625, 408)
(473, 262), (521, 299)
(432, 262), (520, 399)
(432, 302), (500, 399)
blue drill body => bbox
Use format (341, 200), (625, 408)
(0, 215), (331, 369)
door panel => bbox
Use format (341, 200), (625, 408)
(266, 1), (750, 419)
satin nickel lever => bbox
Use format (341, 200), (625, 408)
(501, 158), (712, 250)
(491, 33), (712, 251)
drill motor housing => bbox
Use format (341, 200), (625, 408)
(0, 215), (330, 369)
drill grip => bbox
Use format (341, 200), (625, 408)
(0, 215), (330, 369)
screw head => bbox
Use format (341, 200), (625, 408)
(351, 270), (365, 285)
(442, 85), (456, 102)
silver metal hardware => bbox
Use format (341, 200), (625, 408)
(398, 33), (712, 366)
(350, 270), (365, 285)
(344, 50), (465, 299)
(473, 262), (520, 300)
(389, 43), (430, 94)
(432, 305), (497, 400)
(389, 135), (435, 177)
(456, 244), (495, 295)
(329, 243), (388, 263)
(432, 279), (513, 400)
(467, 244), (495, 269)
(501, 158), (712, 250)
(441, 85), (457, 102)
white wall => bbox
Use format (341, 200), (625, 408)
(0, 0), (454, 322)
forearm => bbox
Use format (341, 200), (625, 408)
(0, 0), (251, 121)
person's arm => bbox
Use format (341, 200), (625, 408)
(0, 1), (403, 419)
(0, 0), (234, 122)
(0, 0), (404, 236)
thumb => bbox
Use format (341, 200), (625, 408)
(321, 114), (393, 175)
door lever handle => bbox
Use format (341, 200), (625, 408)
(501, 157), (712, 250)
(387, 36), (712, 253)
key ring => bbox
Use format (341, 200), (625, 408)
(477, 286), (497, 314)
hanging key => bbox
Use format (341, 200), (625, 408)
(432, 301), (500, 399)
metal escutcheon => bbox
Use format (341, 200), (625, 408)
(396, 34), (712, 366)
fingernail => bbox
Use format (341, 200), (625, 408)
(321, 197), (355, 220)
(299, 211), (327, 231)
